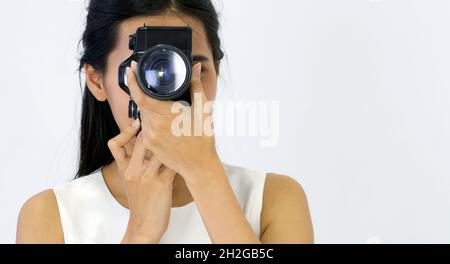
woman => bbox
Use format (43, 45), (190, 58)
(16, 0), (313, 244)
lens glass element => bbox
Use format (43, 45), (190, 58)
(143, 49), (188, 96)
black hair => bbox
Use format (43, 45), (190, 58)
(76, 0), (224, 178)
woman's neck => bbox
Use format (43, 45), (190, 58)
(101, 161), (194, 209)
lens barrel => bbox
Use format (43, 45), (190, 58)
(136, 44), (192, 100)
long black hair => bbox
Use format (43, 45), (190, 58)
(76, 0), (224, 178)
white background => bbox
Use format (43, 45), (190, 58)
(0, 0), (449, 243)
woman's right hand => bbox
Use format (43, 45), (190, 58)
(107, 119), (177, 243)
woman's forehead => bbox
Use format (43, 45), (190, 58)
(116, 14), (210, 54)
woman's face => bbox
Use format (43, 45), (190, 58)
(88, 12), (218, 134)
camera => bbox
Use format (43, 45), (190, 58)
(118, 26), (193, 120)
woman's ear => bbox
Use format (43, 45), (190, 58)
(84, 64), (107, 102)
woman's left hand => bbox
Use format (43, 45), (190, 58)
(126, 61), (222, 185)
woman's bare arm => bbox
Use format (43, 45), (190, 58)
(260, 174), (314, 243)
(16, 189), (64, 243)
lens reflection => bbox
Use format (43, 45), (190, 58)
(143, 49), (187, 96)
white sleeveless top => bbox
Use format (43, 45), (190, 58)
(53, 162), (267, 244)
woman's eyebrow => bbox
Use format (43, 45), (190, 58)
(192, 55), (210, 62)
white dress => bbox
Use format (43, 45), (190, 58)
(53, 162), (267, 243)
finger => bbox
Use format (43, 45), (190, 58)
(126, 61), (146, 107)
(143, 154), (162, 177)
(189, 62), (207, 103)
(124, 136), (137, 157)
(158, 167), (177, 184)
(107, 119), (141, 162)
(128, 132), (146, 167)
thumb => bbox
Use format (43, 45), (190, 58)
(190, 63), (207, 103)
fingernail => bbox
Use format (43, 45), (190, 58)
(194, 63), (201, 77)
(131, 61), (137, 70)
(132, 118), (140, 128)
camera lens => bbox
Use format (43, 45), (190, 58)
(138, 45), (190, 98)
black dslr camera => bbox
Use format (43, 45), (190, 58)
(118, 26), (193, 120)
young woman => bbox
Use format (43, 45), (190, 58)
(16, 0), (313, 244)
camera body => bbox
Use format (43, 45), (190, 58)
(118, 26), (193, 119)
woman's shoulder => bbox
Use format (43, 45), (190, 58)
(221, 162), (306, 197)
(16, 189), (64, 243)
(16, 171), (102, 243)
(221, 162), (313, 242)
(263, 172), (308, 210)
(221, 162), (268, 198)
(222, 162), (273, 184)
(221, 162), (307, 200)
(221, 162), (308, 212)
(260, 172), (314, 243)
(264, 172), (307, 196)
(52, 170), (103, 198)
